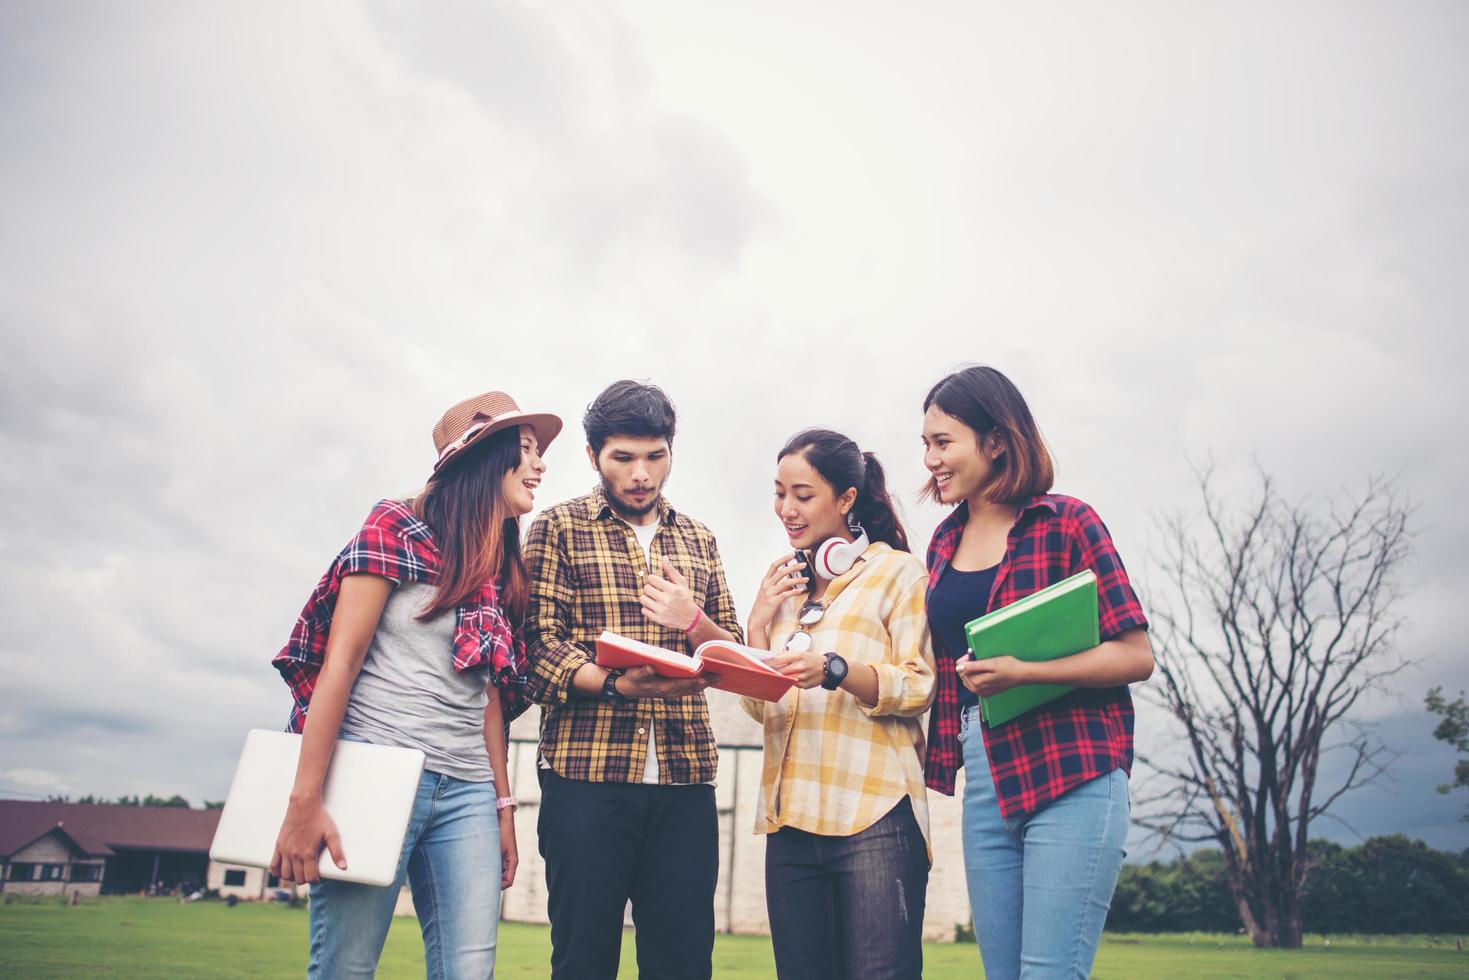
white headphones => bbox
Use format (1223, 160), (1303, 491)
(810, 521), (870, 581)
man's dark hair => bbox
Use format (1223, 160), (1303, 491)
(583, 380), (678, 455)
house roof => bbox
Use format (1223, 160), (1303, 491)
(0, 800), (223, 858)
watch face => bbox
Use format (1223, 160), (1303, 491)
(823, 653), (848, 689)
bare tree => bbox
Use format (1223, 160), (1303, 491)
(1134, 467), (1412, 948)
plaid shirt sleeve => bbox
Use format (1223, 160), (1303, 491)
(860, 557), (936, 719)
(523, 508), (592, 705)
(1067, 501), (1148, 641)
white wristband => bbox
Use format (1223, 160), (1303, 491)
(495, 795), (517, 812)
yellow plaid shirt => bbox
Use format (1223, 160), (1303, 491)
(742, 542), (937, 855)
(524, 486), (742, 783)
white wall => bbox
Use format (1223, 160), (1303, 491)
(206, 860), (270, 899)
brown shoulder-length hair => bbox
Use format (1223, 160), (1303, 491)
(412, 426), (529, 623)
(921, 365), (1054, 505)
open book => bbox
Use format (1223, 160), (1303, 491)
(595, 630), (795, 702)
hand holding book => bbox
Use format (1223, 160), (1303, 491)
(954, 653), (1030, 698)
(596, 631), (795, 702)
(963, 569), (1100, 726)
(617, 663), (720, 699)
(764, 647), (827, 690)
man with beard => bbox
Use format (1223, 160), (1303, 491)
(524, 380), (742, 979)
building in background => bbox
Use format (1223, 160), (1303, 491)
(0, 800), (264, 900)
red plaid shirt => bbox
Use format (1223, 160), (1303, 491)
(272, 499), (530, 734)
(923, 493), (1148, 819)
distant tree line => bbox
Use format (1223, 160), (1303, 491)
(45, 793), (224, 809)
(1108, 836), (1469, 934)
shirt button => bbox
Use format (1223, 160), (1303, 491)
(637, 569), (645, 576)
(638, 727), (646, 735)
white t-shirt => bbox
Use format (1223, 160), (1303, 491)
(628, 519), (662, 784)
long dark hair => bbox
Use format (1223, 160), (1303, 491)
(778, 428), (910, 553)
(922, 365), (1054, 504)
(413, 426), (528, 622)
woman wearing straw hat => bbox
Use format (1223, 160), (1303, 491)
(270, 390), (561, 979)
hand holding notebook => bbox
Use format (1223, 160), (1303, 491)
(962, 569), (1100, 726)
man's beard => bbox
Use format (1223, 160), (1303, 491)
(600, 472), (661, 520)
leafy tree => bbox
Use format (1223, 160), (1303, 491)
(1108, 837), (1469, 934)
(1109, 849), (1236, 932)
(1303, 835), (1469, 934)
(1425, 686), (1469, 821)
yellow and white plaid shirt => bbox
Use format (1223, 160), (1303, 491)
(742, 542), (937, 856)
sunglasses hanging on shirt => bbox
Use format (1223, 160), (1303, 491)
(783, 600), (827, 653)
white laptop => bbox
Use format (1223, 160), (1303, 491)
(210, 729), (426, 888)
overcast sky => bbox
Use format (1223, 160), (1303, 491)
(2, 1), (1465, 852)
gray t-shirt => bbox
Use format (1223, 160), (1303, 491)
(340, 583), (491, 781)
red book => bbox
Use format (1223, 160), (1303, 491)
(595, 631), (795, 702)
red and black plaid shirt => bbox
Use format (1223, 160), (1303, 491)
(272, 499), (530, 734)
(923, 493), (1148, 819)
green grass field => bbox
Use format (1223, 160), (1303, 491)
(1, 896), (1463, 978)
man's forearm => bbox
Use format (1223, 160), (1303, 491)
(569, 661), (613, 698)
(685, 612), (734, 649)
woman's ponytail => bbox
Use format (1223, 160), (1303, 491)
(853, 451), (910, 553)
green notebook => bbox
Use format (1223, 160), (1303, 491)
(964, 569), (1099, 726)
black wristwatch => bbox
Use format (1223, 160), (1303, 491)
(602, 669), (630, 705)
(821, 653), (849, 691)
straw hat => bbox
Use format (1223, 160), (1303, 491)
(431, 391), (562, 472)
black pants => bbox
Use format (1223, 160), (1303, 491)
(765, 796), (929, 980)
(537, 770), (718, 979)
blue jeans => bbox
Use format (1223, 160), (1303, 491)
(309, 770), (501, 979)
(960, 705), (1128, 979)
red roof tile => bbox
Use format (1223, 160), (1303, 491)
(0, 800), (222, 858)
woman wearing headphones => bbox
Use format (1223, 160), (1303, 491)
(742, 428), (937, 980)
(920, 365), (1152, 979)
(269, 390), (560, 979)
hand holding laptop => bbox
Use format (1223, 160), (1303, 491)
(210, 730), (425, 888)
(272, 796), (347, 885)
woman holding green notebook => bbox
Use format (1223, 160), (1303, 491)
(919, 365), (1153, 979)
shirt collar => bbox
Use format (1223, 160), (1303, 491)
(591, 484), (677, 525)
(934, 493), (1058, 549)
(945, 493), (1057, 527)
